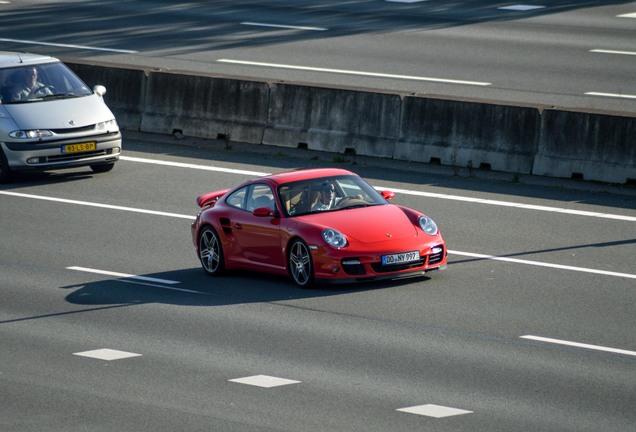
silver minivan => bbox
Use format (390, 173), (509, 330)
(0, 51), (121, 182)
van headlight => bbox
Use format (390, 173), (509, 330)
(9, 130), (53, 139)
(418, 216), (438, 236)
(96, 119), (118, 132)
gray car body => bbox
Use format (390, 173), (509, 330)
(0, 51), (121, 180)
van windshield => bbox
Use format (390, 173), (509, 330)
(0, 62), (92, 104)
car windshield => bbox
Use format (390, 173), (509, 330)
(278, 175), (388, 217)
(0, 61), (92, 104)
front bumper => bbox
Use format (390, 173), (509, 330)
(312, 243), (448, 284)
(2, 131), (122, 172)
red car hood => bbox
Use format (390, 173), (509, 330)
(304, 204), (419, 243)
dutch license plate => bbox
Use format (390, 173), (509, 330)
(62, 142), (96, 154)
(382, 251), (420, 265)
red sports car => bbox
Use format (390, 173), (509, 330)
(191, 168), (447, 287)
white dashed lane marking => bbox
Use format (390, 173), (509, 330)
(73, 349), (142, 361)
(397, 404), (473, 418)
(229, 375), (302, 388)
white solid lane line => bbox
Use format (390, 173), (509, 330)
(449, 250), (636, 280)
(521, 335), (636, 357)
(217, 59), (492, 86)
(376, 187), (636, 222)
(1, 191), (634, 280)
(119, 156), (636, 222)
(0, 38), (137, 53)
(0, 190), (195, 220)
(120, 156), (270, 177)
(585, 92), (636, 100)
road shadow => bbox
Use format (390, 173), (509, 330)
(59, 267), (433, 308)
(1, 1), (633, 55)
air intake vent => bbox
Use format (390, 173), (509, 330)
(51, 125), (96, 134)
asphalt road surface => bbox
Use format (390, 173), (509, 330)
(1, 0), (636, 115)
(1, 132), (635, 431)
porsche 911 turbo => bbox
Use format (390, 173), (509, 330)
(191, 168), (447, 287)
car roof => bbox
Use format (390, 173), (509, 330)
(265, 168), (356, 186)
(0, 51), (59, 69)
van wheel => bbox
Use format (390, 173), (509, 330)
(90, 163), (115, 173)
(0, 148), (12, 183)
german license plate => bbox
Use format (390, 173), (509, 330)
(382, 251), (420, 265)
(62, 142), (96, 153)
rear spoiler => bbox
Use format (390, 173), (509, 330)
(196, 189), (229, 208)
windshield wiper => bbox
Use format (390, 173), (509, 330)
(39, 93), (79, 101)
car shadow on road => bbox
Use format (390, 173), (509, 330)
(60, 267), (433, 308)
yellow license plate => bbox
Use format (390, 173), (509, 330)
(63, 142), (96, 154)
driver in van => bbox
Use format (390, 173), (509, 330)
(7, 67), (53, 101)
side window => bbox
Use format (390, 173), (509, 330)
(247, 184), (275, 211)
(225, 187), (247, 209)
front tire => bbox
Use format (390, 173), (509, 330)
(288, 239), (314, 288)
(90, 163), (115, 173)
(0, 148), (12, 183)
(198, 226), (225, 276)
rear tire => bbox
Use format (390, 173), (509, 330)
(288, 239), (314, 288)
(198, 226), (225, 276)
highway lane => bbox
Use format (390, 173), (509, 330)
(1, 133), (635, 431)
(1, 0), (635, 114)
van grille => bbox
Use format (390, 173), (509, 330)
(51, 125), (96, 134)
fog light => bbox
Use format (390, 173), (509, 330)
(431, 246), (443, 254)
(27, 157), (44, 164)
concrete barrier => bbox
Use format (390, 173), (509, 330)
(534, 110), (636, 184)
(396, 97), (540, 174)
(66, 61), (145, 131)
(264, 84), (401, 158)
(141, 71), (270, 144)
(65, 59), (634, 184)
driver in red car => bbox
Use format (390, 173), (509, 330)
(311, 182), (338, 211)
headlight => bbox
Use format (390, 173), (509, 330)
(322, 228), (348, 249)
(418, 216), (438, 235)
(9, 130), (53, 139)
(96, 119), (118, 132)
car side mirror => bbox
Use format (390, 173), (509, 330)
(381, 190), (395, 201)
(253, 207), (276, 217)
(93, 85), (107, 97)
